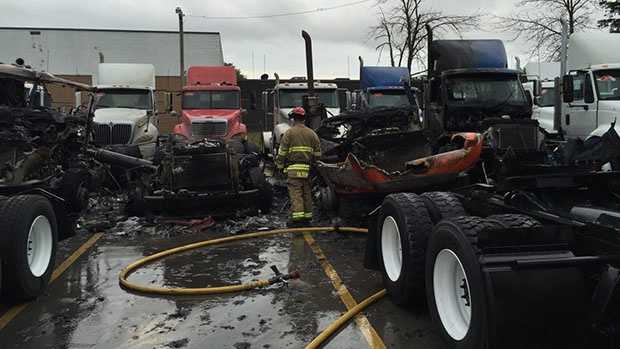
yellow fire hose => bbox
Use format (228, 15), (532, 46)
(118, 226), (387, 348)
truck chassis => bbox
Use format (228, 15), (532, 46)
(364, 166), (620, 348)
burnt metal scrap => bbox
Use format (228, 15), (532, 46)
(113, 135), (274, 216)
(0, 66), (104, 250)
(313, 106), (483, 207)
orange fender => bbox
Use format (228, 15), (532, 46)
(406, 133), (482, 176)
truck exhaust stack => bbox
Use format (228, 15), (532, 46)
(301, 30), (314, 95)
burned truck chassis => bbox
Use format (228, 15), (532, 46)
(103, 135), (274, 216)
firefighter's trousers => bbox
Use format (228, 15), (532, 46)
(287, 177), (313, 221)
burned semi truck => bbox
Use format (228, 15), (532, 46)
(0, 64), (103, 300)
(362, 27), (620, 348)
(116, 134), (273, 216)
(313, 27), (536, 215)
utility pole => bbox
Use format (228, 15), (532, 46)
(175, 7), (185, 86)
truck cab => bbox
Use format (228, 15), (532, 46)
(425, 39), (532, 133)
(562, 64), (620, 139)
(555, 32), (620, 140)
(262, 80), (339, 155)
(88, 63), (162, 159)
(173, 66), (247, 141)
(354, 65), (417, 110)
(531, 80), (556, 132)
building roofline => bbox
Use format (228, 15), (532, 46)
(0, 26), (220, 35)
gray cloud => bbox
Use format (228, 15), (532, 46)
(3, 0), (540, 78)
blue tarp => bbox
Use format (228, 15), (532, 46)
(430, 40), (507, 73)
(360, 67), (410, 90)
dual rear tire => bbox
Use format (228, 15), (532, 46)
(0, 195), (58, 301)
(377, 192), (540, 348)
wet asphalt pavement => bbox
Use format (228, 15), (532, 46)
(0, 191), (444, 349)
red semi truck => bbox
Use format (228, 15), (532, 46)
(173, 66), (247, 140)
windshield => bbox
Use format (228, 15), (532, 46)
(368, 90), (412, 108)
(183, 91), (240, 109)
(594, 70), (620, 101)
(96, 89), (152, 110)
(446, 75), (527, 106)
(538, 87), (555, 107)
(278, 89), (338, 108)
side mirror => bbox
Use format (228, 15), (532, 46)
(584, 74), (595, 104)
(525, 90), (533, 107)
(534, 95), (542, 106)
(145, 110), (154, 132)
(562, 75), (574, 103)
(533, 80), (541, 97)
(164, 92), (173, 112)
(170, 110), (179, 119)
(261, 91), (269, 111)
(75, 91), (82, 108)
(240, 109), (248, 122)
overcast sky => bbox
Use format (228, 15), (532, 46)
(4, 0), (545, 78)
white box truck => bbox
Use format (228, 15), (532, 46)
(78, 63), (167, 159)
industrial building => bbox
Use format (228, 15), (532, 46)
(0, 27), (223, 112)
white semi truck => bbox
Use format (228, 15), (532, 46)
(522, 62), (560, 133)
(78, 63), (166, 159)
(554, 31), (620, 140)
(261, 76), (340, 156)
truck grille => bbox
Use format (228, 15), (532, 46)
(92, 123), (133, 145)
(493, 123), (539, 150)
(191, 119), (228, 139)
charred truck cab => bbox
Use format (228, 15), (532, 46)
(0, 64), (100, 300)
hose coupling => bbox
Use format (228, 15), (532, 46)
(268, 265), (301, 286)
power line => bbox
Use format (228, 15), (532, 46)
(186, 0), (373, 20)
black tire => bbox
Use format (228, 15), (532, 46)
(377, 193), (434, 306)
(421, 191), (467, 224)
(249, 167), (273, 213)
(485, 214), (541, 228)
(0, 195), (58, 301)
(425, 216), (497, 349)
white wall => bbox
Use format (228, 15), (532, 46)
(0, 28), (224, 76)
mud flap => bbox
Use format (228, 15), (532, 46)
(482, 257), (590, 349)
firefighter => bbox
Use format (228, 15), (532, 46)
(275, 106), (322, 225)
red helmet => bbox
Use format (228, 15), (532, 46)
(288, 106), (306, 118)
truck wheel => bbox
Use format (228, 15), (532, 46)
(426, 216), (497, 349)
(421, 191), (466, 224)
(0, 195), (58, 301)
(249, 167), (273, 213)
(486, 214), (541, 228)
(378, 193), (433, 306)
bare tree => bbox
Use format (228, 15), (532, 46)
(370, 0), (481, 72)
(495, 0), (598, 61)
(371, 7), (397, 67)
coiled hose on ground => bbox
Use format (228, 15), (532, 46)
(119, 226), (386, 349)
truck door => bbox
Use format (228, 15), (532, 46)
(563, 71), (597, 139)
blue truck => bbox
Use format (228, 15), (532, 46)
(353, 58), (417, 110)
